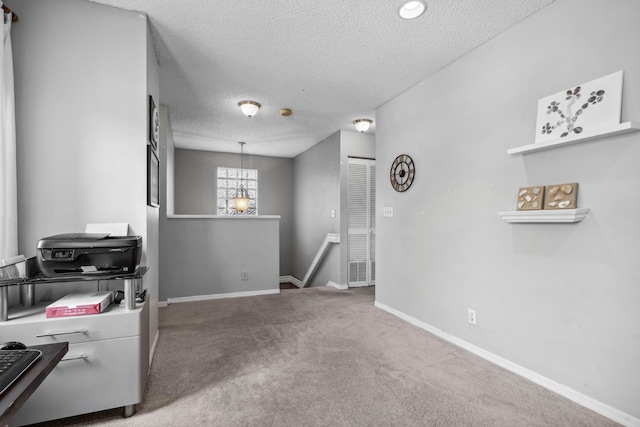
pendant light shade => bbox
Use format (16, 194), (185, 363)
(234, 193), (250, 212)
(238, 100), (261, 118)
(353, 118), (373, 133)
(233, 142), (250, 213)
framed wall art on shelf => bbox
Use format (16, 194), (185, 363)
(508, 70), (640, 155)
(534, 71), (623, 144)
(499, 182), (586, 223)
(147, 145), (159, 207)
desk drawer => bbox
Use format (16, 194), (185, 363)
(11, 336), (144, 426)
(2, 303), (145, 345)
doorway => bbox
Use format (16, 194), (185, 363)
(347, 157), (376, 287)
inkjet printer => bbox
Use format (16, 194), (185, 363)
(37, 233), (142, 277)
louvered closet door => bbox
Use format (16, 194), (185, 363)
(348, 158), (376, 287)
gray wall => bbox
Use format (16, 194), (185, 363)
(10, 0), (159, 353)
(160, 217), (279, 301)
(174, 149), (293, 275)
(162, 142), (280, 301)
(376, 0), (640, 420)
(292, 132), (341, 286)
(289, 130), (375, 287)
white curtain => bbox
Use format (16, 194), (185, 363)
(0, 4), (17, 261)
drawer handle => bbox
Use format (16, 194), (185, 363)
(36, 328), (88, 337)
(61, 354), (89, 361)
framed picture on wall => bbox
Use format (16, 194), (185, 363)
(149, 95), (159, 151)
(147, 145), (159, 207)
(534, 71), (623, 144)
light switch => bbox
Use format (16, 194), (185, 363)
(330, 210), (336, 218)
(383, 207), (393, 217)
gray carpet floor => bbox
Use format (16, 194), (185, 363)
(39, 286), (619, 426)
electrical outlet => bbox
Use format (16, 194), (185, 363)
(383, 207), (393, 217)
(468, 309), (477, 325)
(241, 271), (248, 281)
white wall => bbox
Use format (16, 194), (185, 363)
(12, 0), (149, 247)
(10, 0), (159, 357)
(375, 0), (640, 422)
(146, 14), (160, 359)
(163, 106), (176, 216)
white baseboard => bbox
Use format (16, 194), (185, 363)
(374, 301), (640, 427)
(149, 330), (159, 373)
(158, 301), (168, 307)
(327, 281), (348, 290)
(166, 289), (280, 305)
(280, 275), (303, 288)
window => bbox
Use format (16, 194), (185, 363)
(217, 167), (258, 215)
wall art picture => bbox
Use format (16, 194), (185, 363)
(149, 95), (159, 151)
(534, 71), (623, 144)
(516, 186), (545, 211)
(147, 145), (159, 207)
(544, 183), (578, 210)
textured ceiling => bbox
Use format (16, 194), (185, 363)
(87, 0), (555, 157)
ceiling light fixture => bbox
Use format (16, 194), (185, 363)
(398, 1), (427, 20)
(353, 118), (373, 133)
(234, 142), (250, 213)
(280, 108), (292, 117)
(238, 100), (261, 118)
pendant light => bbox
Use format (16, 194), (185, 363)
(234, 142), (250, 213)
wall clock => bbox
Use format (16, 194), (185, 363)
(390, 154), (415, 192)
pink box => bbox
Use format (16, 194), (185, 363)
(46, 291), (113, 318)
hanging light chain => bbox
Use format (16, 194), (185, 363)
(240, 142), (246, 198)
(233, 141), (250, 213)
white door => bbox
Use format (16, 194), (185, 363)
(348, 158), (376, 287)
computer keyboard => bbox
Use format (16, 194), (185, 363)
(0, 349), (42, 396)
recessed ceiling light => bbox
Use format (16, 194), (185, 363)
(398, 1), (427, 20)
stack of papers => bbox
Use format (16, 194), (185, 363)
(46, 291), (113, 318)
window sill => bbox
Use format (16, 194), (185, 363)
(167, 214), (280, 220)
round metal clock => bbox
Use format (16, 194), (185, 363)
(390, 154), (415, 192)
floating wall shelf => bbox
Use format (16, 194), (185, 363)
(507, 122), (640, 155)
(497, 208), (590, 223)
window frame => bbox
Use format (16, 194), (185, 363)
(216, 166), (258, 215)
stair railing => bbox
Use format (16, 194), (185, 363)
(301, 233), (340, 287)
